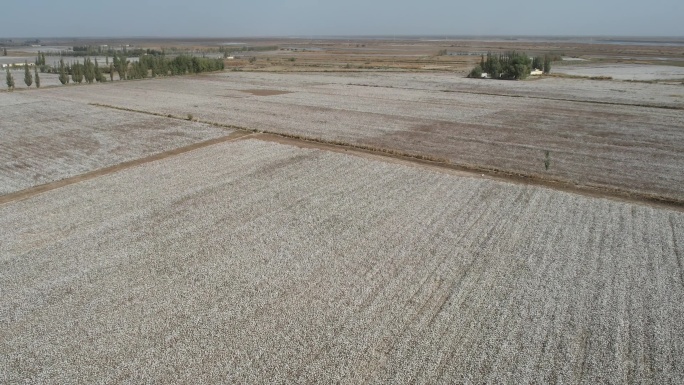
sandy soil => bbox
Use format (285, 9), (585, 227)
(2, 139), (682, 383)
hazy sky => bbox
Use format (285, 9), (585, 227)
(1, 0), (682, 38)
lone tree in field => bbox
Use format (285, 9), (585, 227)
(24, 61), (33, 87)
(34, 66), (40, 88)
(6, 68), (15, 90)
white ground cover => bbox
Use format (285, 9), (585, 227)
(33, 72), (684, 201)
(553, 64), (684, 81)
(1, 139), (682, 383)
(39, 70), (684, 107)
(0, 92), (229, 195)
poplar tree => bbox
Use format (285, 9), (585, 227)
(543, 55), (552, 74)
(24, 61), (33, 87)
(72, 62), (84, 84)
(94, 59), (105, 82)
(113, 54), (128, 80)
(34, 66), (40, 88)
(58, 59), (69, 85)
(83, 58), (95, 83)
(6, 68), (15, 90)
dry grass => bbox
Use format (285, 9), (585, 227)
(1, 139), (683, 383)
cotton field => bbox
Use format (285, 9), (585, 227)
(2, 68), (684, 383)
(31, 71), (684, 201)
(1, 139), (683, 383)
(0, 92), (228, 195)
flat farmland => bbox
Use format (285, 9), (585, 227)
(1, 139), (683, 383)
(34, 71), (684, 201)
(0, 92), (229, 195)
(553, 63), (684, 81)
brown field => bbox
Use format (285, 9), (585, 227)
(2, 37), (684, 383)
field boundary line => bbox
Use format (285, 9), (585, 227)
(0, 131), (253, 206)
(88, 103), (684, 211)
(250, 133), (684, 212)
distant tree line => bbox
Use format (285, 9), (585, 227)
(51, 54), (224, 86)
(41, 44), (275, 59)
(219, 45), (278, 53)
(4, 61), (40, 90)
(55, 57), (106, 84)
(124, 54), (225, 79)
(468, 51), (553, 80)
(5, 48), (225, 90)
(47, 46), (164, 58)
